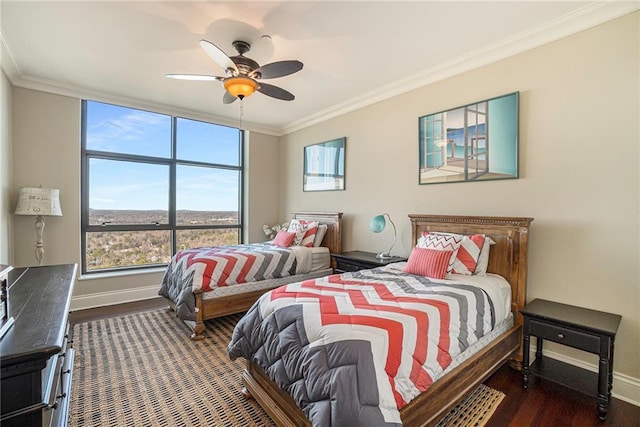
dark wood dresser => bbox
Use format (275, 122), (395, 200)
(1, 264), (77, 427)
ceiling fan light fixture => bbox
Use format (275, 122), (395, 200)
(170, 39), (301, 103)
(224, 76), (258, 100)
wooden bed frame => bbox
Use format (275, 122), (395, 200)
(166, 212), (343, 340)
(241, 214), (533, 426)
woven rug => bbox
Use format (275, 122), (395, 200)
(69, 309), (504, 427)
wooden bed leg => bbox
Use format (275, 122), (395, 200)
(189, 292), (206, 341)
(190, 321), (206, 341)
(241, 387), (254, 400)
(508, 358), (523, 371)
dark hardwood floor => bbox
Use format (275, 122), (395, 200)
(70, 299), (640, 427)
(486, 365), (639, 427)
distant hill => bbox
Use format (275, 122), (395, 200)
(88, 209), (238, 225)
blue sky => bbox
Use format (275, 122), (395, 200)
(86, 101), (240, 211)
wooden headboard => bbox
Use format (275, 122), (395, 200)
(409, 214), (533, 325)
(291, 212), (343, 255)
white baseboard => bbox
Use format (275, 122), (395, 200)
(531, 346), (640, 407)
(70, 285), (161, 311)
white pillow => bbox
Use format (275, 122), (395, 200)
(313, 224), (328, 247)
(474, 237), (496, 275)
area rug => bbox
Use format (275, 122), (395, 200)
(69, 309), (505, 427)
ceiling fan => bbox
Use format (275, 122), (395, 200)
(167, 39), (303, 104)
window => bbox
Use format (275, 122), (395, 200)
(81, 101), (243, 273)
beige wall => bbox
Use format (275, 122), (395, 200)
(12, 88), (80, 269)
(0, 71), (12, 264)
(280, 13), (639, 391)
(244, 131), (281, 243)
(10, 88), (279, 302)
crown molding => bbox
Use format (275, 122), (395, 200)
(8, 73), (282, 136)
(0, 27), (20, 82)
(281, 0), (639, 135)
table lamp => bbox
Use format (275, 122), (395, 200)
(370, 213), (396, 259)
(15, 187), (63, 266)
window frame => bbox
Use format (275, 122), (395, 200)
(80, 100), (244, 274)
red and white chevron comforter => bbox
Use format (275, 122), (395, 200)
(167, 243), (313, 292)
(228, 266), (507, 426)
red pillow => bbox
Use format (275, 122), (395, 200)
(272, 230), (296, 247)
(403, 247), (454, 279)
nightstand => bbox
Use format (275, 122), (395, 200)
(521, 299), (622, 421)
(331, 251), (406, 273)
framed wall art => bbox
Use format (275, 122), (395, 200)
(303, 137), (346, 192)
(418, 92), (519, 185)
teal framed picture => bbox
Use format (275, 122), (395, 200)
(418, 92), (519, 185)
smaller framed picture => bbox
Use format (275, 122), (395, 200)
(303, 137), (346, 192)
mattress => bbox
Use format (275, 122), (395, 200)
(307, 246), (331, 272)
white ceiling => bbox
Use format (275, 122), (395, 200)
(1, 1), (637, 135)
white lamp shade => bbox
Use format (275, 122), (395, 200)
(15, 187), (63, 216)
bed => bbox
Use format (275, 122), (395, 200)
(159, 212), (343, 340)
(227, 214), (533, 426)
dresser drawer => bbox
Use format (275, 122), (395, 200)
(528, 319), (600, 353)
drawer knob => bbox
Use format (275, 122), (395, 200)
(557, 333), (565, 339)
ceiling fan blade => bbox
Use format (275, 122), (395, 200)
(166, 74), (224, 81)
(253, 60), (303, 79)
(199, 40), (238, 73)
(223, 91), (237, 104)
(257, 82), (295, 101)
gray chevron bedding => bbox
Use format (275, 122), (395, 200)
(158, 243), (297, 321)
(227, 267), (498, 426)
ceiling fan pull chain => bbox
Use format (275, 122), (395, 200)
(239, 100), (244, 130)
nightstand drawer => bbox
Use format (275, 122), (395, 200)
(528, 319), (600, 353)
(335, 259), (367, 272)
(331, 251), (406, 274)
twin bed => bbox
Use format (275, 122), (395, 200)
(159, 212), (343, 339)
(160, 213), (533, 426)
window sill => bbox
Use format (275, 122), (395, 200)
(79, 266), (166, 281)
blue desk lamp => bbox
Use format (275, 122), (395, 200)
(370, 213), (396, 259)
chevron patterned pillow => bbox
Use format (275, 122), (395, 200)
(451, 234), (486, 275)
(288, 219), (319, 247)
(417, 232), (462, 274)
(428, 232), (492, 276)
